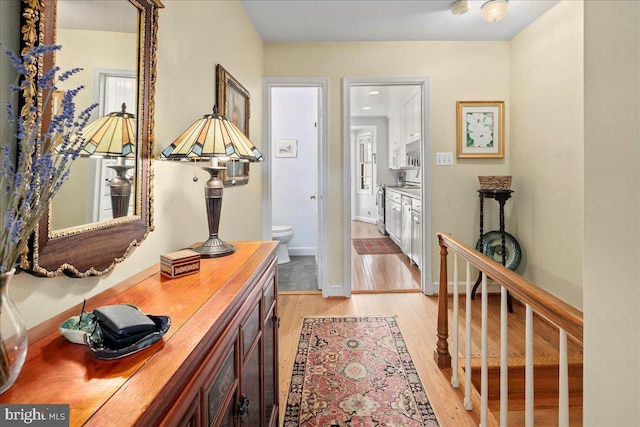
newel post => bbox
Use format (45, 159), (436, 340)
(434, 234), (452, 368)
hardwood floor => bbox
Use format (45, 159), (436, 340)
(278, 292), (478, 426)
(351, 220), (421, 292)
(277, 292), (583, 426)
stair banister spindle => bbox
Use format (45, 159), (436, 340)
(500, 285), (509, 426)
(481, 273), (488, 427)
(559, 329), (569, 427)
(452, 254), (460, 387)
(464, 261), (473, 410)
(526, 305), (534, 427)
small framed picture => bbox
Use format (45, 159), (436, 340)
(275, 139), (298, 158)
(220, 159), (250, 186)
(216, 64), (250, 137)
(456, 101), (505, 159)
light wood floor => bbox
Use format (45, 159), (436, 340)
(277, 292), (479, 426)
(277, 292), (583, 426)
(351, 220), (421, 292)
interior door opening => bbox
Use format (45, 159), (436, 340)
(263, 79), (328, 295)
(344, 77), (433, 295)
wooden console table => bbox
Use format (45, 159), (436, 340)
(1, 241), (279, 427)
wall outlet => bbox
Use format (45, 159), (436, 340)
(435, 152), (454, 166)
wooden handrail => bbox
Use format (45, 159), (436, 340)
(434, 232), (583, 368)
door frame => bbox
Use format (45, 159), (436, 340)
(343, 76), (434, 295)
(262, 78), (329, 293)
(351, 126), (377, 223)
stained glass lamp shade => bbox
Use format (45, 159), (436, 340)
(161, 107), (263, 258)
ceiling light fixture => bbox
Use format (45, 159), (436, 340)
(451, 0), (471, 16)
(481, 0), (508, 23)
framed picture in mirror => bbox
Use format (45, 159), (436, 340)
(216, 64), (250, 137)
(219, 160), (250, 186)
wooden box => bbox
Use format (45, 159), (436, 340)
(160, 249), (201, 278)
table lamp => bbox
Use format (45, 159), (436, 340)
(161, 106), (263, 258)
(73, 103), (136, 218)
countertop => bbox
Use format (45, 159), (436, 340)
(385, 186), (421, 198)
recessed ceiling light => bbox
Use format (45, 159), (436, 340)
(362, 107), (371, 111)
(368, 90), (380, 95)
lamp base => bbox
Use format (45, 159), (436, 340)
(191, 236), (236, 258)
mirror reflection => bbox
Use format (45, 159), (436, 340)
(51, 0), (139, 232)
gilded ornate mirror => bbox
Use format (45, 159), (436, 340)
(21, 0), (162, 277)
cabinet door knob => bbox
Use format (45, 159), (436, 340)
(238, 394), (250, 423)
(310, 195), (316, 200)
(274, 314), (281, 328)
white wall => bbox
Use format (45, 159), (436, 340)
(10, 0), (265, 329)
(509, 0), (584, 308)
(583, 1), (640, 424)
(271, 86), (317, 255)
(264, 41), (510, 288)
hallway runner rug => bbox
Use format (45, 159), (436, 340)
(283, 316), (439, 426)
(352, 238), (402, 255)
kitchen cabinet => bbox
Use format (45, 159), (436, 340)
(0, 242), (279, 427)
(388, 90), (421, 169)
(410, 92), (421, 143)
(411, 197), (422, 270)
(388, 112), (401, 169)
(401, 195), (412, 256)
(386, 188), (422, 271)
(385, 189), (402, 245)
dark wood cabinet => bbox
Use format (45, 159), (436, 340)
(0, 241), (279, 427)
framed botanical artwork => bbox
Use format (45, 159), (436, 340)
(275, 139), (298, 158)
(456, 101), (505, 159)
(216, 64), (250, 137)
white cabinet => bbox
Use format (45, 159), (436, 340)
(388, 113), (401, 169)
(401, 196), (412, 256)
(386, 189), (421, 271)
(387, 90), (421, 170)
(385, 190), (402, 245)
(411, 94), (421, 143)
(411, 198), (422, 270)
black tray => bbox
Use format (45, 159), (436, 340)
(87, 315), (171, 360)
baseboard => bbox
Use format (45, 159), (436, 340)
(289, 247), (316, 257)
(353, 216), (376, 224)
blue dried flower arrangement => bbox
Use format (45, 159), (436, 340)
(0, 44), (97, 273)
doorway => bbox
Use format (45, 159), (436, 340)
(262, 79), (328, 294)
(344, 77), (433, 295)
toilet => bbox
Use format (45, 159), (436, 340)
(272, 225), (294, 264)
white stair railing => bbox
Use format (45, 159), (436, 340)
(435, 233), (583, 427)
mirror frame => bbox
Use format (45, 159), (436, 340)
(21, 0), (162, 277)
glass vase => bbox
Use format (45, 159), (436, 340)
(0, 269), (28, 395)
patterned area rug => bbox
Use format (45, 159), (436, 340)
(284, 316), (439, 426)
(352, 238), (402, 255)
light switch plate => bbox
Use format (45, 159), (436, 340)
(435, 152), (453, 166)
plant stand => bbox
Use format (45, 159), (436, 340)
(471, 189), (514, 312)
